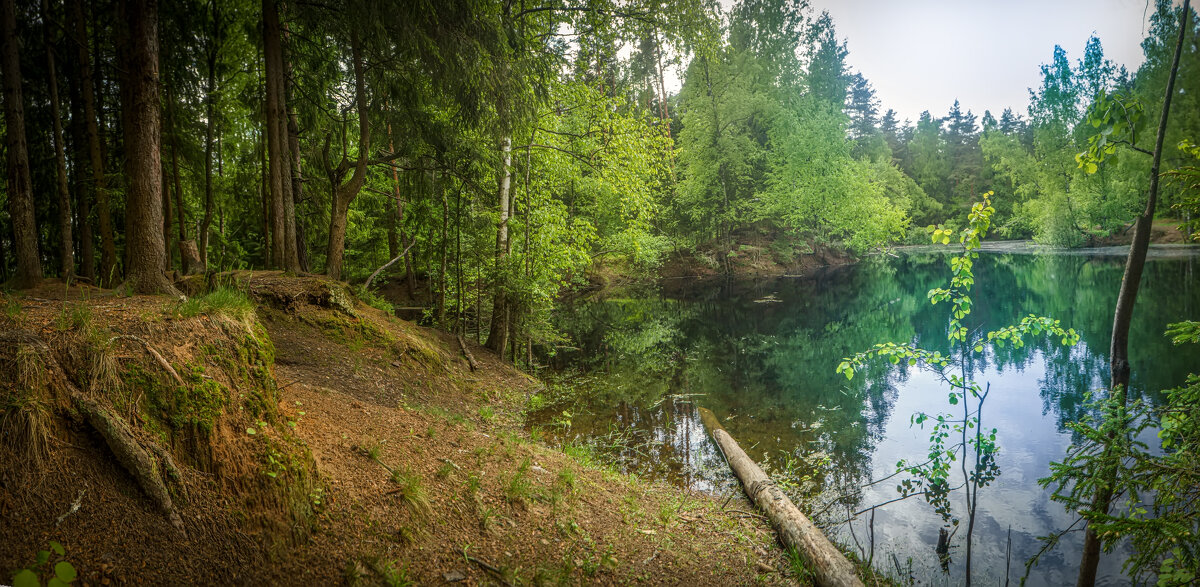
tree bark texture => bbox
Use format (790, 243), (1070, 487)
(71, 0), (114, 284)
(117, 0), (174, 294)
(1, 0), (43, 288)
(65, 7), (94, 282)
(262, 0), (292, 270)
(43, 0), (74, 279)
(485, 137), (513, 354)
(324, 29), (368, 281)
(699, 408), (863, 587)
(199, 0), (220, 268)
(1078, 3), (1190, 586)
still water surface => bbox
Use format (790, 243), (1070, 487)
(535, 245), (1200, 585)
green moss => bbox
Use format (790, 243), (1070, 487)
(127, 362), (228, 433)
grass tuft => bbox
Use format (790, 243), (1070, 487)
(173, 286), (256, 326)
(390, 467), (432, 520)
(504, 457), (535, 505)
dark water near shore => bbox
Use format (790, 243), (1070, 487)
(533, 245), (1200, 585)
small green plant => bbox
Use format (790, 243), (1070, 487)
(354, 285), (395, 314)
(54, 303), (93, 333)
(390, 467), (432, 520)
(838, 194), (1079, 582)
(1, 293), (23, 324)
(11, 541), (77, 587)
(478, 405), (496, 423)
(504, 457), (535, 505)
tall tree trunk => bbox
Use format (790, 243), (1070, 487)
(324, 29), (368, 281)
(161, 163), (171, 271)
(72, 0), (113, 284)
(257, 129), (268, 265)
(437, 173), (449, 327)
(1077, 3), (1190, 586)
(282, 17), (305, 272)
(262, 0), (290, 270)
(1, 0), (42, 288)
(43, 0), (74, 278)
(166, 86), (187, 272)
(68, 54), (94, 281)
(288, 107), (307, 272)
(199, 0), (220, 268)
(485, 137), (513, 354)
(117, 0), (174, 294)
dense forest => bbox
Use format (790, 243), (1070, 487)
(3, 0), (1198, 358)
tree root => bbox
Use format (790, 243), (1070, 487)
(0, 330), (186, 535)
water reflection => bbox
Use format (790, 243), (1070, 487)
(534, 247), (1200, 584)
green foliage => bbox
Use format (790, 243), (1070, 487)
(353, 285), (394, 314)
(838, 195), (1078, 571)
(11, 541), (77, 587)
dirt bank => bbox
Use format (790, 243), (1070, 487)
(1, 274), (822, 585)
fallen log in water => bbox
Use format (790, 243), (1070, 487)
(699, 407), (862, 587)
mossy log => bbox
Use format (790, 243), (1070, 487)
(1, 330), (186, 534)
(699, 407), (862, 587)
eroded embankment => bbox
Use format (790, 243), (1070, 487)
(1, 274), (808, 585)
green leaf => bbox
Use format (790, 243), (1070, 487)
(13, 569), (40, 587)
(49, 541), (65, 556)
(844, 368), (854, 381)
(246, 428), (257, 435)
(54, 561), (77, 582)
(49, 578), (69, 587)
(973, 345), (983, 353)
(37, 550), (50, 566)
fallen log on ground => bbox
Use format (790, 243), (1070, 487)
(699, 407), (862, 587)
(457, 335), (478, 371)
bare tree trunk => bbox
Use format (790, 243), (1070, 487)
(117, 0), (175, 294)
(68, 57), (94, 281)
(437, 175), (451, 327)
(324, 29), (368, 281)
(166, 86), (187, 273)
(199, 0), (220, 268)
(485, 137), (513, 354)
(161, 162), (171, 271)
(262, 0), (288, 270)
(282, 17), (306, 273)
(1077, 3), (1190, 586)
(71, 0), (113, 284)
(43, 0), (74, 279)
(1, 0), (42, 288)
(260, 129), (271, 265)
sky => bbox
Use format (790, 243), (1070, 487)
(806, 0), (1160, 123)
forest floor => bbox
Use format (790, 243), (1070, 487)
(0, 274), (818, 586)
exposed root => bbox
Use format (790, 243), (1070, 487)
(0, 330), (186, 535)
(109, 334), (185, 386)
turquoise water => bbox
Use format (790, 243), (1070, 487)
(537, 245), (1200, 585)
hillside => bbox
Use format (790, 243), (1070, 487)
(0, 275), (801, 585)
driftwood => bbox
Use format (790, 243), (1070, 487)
(699, 407), (862, 587)
(0, 330), (186, 534)
(457, 335), (478, 372)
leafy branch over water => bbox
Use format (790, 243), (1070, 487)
(837, 193), (1079, 584)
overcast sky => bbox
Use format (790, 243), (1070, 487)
(807, 0), (1160, 123)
